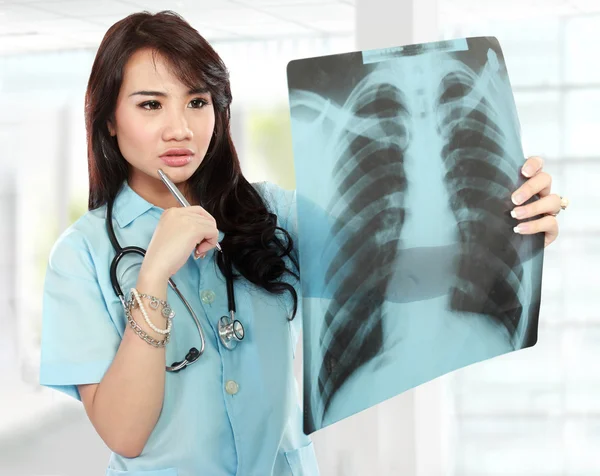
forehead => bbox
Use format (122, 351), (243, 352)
(121, 48), (189, 91)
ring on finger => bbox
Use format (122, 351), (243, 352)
(549, 195), (569, 216)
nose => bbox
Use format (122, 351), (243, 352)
(162, 108), (193, 141)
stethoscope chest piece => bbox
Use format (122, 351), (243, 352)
(218, 313), (245, 350)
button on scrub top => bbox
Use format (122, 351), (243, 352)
(39, 180), (320, 476)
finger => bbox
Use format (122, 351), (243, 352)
(177, 208), (217, 229)
(186, 205), (217, 223)
(521, 155), (544, 178)
(513, 214), (559, 248)
(186, 213), (217, 227)
(193, 229), (220, 256)
(511, 171), (552, 205)
(510, 193), (562, 220)
(169, 204), (216, 222)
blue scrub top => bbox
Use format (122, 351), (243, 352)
(39, 179), (320, 476)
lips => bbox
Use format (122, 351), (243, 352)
(160, 155), (192, 167)
(160, 148), (194, 157)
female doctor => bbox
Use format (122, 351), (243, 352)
(39, 10), (566, 476)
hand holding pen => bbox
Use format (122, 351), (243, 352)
(157, 168), (223, 256)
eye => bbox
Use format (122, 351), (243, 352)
(140, 100), (161, 110)
(190, 98), (209, 108)
(139, 97), (210, 111)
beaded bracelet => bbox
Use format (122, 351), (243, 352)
(124, 300), (170, 348)
(130, 288), (173, 336)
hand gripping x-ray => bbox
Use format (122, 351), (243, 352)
(286, 37), (545, 435)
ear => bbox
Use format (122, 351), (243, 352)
(107, 120), (115, 137)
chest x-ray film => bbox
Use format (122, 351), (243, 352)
(286, 37), (545, 434)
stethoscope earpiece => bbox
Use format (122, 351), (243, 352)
(169, 347), (201, 373)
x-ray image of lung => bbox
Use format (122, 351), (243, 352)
(286, 37), (545, 435)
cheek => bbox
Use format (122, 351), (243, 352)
(116, 109), (153, 154)
(197, 111), (216, 143)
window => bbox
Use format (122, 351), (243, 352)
(441, 13), (600, 475)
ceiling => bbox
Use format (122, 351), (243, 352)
(0, 0), (355, 54)
(1, 0), (599, 55)
(439, 0), (600, 23)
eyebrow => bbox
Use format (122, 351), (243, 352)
(129, 87), (210, 98)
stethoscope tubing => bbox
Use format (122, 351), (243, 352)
(105, 186), (244, 370)
(106, 198), (207, 370)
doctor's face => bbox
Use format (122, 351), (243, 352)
(107, 48), (216, 190)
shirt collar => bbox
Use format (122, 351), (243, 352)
(111, 180), (226, 243)
(112, 180), (156, 228)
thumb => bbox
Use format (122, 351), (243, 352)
(193, 236), (219, 258)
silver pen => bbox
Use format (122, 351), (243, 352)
(157, 168), (223, 253)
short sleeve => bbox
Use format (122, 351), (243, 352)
(253, 181), (298, 250)
(253, 181), (303, 352)
(39, 227), (121, 401)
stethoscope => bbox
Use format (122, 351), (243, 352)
(106, 171), (245, 373)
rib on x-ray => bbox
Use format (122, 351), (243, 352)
(286, 37), (544, 435)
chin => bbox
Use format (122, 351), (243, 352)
(157, 162), (201, 184)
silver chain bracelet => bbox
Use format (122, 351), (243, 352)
(125, 298), (170, 348)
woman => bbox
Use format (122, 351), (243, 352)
(38, 10), (566, 476)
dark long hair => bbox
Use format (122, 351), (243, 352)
(84, 10), (299, 319)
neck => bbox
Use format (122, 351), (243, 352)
(128, 173), (198, 210)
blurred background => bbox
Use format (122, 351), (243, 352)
(0, 0), (598, 474)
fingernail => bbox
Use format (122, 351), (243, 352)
(514, 223), (529, 234)
(511, 207), (525, 219)
(200, 253), (206, 259)
(512, 193), (524, 205)
(522, 165), (533, 177)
